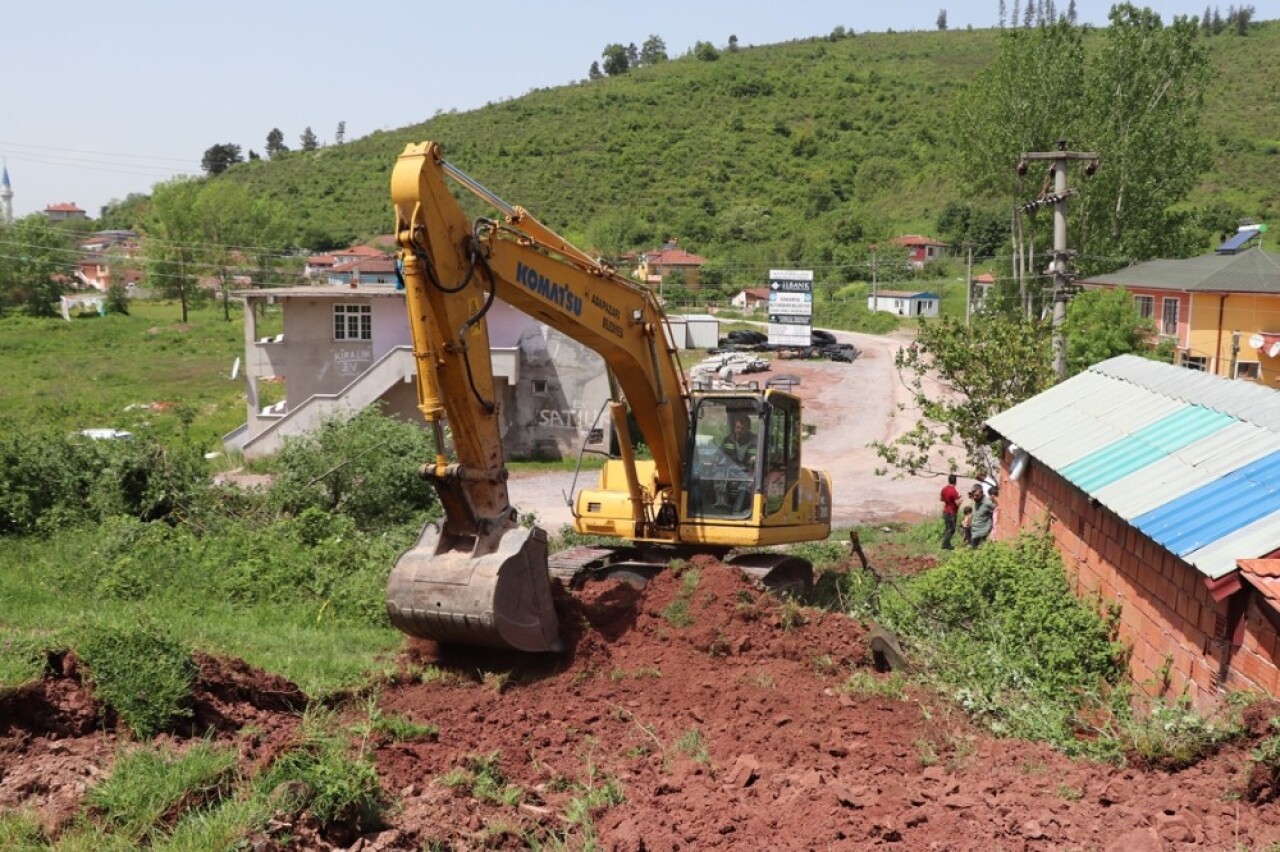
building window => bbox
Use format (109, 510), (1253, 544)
(334, 304), (372, 341)
(532, 380), (548, 395)
(1182, 354), (1208, 372)
(1134, 294), (1154, 320)
(1161, 298), (1179, 337)
(1236, 361), (1261, 380)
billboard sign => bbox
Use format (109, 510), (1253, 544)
(767, 269), (813, 346)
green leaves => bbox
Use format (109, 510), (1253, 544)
(872, 313), (1053, 477)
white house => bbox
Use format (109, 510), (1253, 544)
(730, 288), (771, 311)
(867, 289), (940, 318)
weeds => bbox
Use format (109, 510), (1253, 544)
(1117, 696), (1244, 770)
(661, 567), (701, 628)
(778, 597), (808, 631)
(674, 729), (711, 764)
(259, 706), (385, 831)
(449, 751), (524, 805)
(76, 620), (197, 739)
(350, 697), (438, 743)
(841, 670), (908, 700)
(86, 740), (239, 844)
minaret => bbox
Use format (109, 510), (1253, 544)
(1, 164), (12, 224)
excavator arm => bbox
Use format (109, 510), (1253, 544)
(386, 141), (691, 651)
(386, 141), (833, 652)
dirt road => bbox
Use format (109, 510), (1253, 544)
(508, 329), (947, 532)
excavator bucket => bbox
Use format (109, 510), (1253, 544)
(386, 522), (563, 653)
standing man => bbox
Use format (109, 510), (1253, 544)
(939, 474), (960, 550)
(969, 484), (996, 548)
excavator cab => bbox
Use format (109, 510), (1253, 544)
(686, 392), (802, 523)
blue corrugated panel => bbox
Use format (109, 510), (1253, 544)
(1060, 406), (1236, 493)
(1133, 450), (1280, 556)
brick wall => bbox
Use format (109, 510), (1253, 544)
(995, 449), (1279, 708)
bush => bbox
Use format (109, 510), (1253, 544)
(877, 532), (1129, 754)
(269, 406), (438, 532)
(76, 621), (198, 739)
(0, 429), (208, 535)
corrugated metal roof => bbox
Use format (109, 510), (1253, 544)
(987, 355), (1280, 579)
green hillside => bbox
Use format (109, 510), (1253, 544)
(115, 21), (1280, 285)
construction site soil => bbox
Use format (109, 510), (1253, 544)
(5, 332), (1279, 848)
(4, 555), (1280, 850)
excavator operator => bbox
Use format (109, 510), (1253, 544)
(720, 413), (757, 469)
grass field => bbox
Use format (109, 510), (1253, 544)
(0, 300), (280, 455)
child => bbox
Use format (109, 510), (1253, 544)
(960, 504), (974, 546)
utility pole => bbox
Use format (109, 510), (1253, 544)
(1017, 140), (1099, 379)
(965, 245), (973, 326)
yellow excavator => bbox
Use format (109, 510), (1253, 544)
(385, 142), (832, 652)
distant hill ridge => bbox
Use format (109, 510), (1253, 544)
(116, 21), (1280, 279)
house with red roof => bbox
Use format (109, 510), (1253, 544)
(44, 202), (88, 222)
(634, 241), (708, 290)
(305, 245), (388, 278)
(326, 257), (399, 288)
(892, 234), (951, 269)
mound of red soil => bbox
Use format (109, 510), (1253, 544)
(5, 562), (1280, 849)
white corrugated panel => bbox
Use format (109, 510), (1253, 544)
(1183, 510), (1280, 579)
(1093, 356), (1280, 432)
(1093, 422), (1280, 518)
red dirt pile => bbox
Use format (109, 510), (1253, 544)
(4, 559), (1280, 849)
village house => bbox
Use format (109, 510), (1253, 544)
(634, 241), (708, 290)
(43, 202), (88, 222)
(1078, 233), (1280, 386)
(867, 289), (940, 318)
(225, 283), (613, 463)
(304, 245), (387, 279)
(892, 234), (951, 269)
(73, 231), (141, 292)
(730, 287), (771, 311)
(326, 257), (398, 288)
(987, 355), (1280, 708)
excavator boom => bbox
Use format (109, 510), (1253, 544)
(385, 142), (831, 652)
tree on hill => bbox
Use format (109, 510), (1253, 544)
(588, 61), (603, 80)
(335, 121), (346, 145)
(693, 41), (720, 61)
(201, 143), (243, 176)
(191, 180), (289, 321)
(265, 128), (288, 159)
(640, 35), (668, 66)
(143, 178), (205, 323)
(937, 9), (948, 30)
(949, 6), (1212, 277)
(601, 44), (629, 76)
(300, 127), (319, 152)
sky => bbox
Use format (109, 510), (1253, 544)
(3, 0), (1253, 219)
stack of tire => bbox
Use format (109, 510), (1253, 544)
(711, 328), (857, 363)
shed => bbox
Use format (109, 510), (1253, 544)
(662, 314), (688, 351)
(986, 355), (1280, 707)
(683, 314), (720, 350)
(867, 290), (940, 318)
